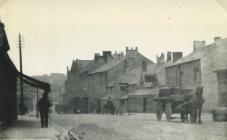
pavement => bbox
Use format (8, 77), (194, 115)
(0, 114), (58, 140)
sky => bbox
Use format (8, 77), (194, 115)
(0, 0), (227, 75)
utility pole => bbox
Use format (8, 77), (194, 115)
(36, 88), (39, 118)
(18, 33), (25, 115)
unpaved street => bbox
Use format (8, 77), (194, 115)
(52, 113), (227, 140)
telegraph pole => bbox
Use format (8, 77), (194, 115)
(18, 33), (25, 115)
(36, 88), (39, 118)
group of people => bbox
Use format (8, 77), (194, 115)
(103, 97), (116, 115)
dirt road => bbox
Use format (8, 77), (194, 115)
(52, 113), (227, 140)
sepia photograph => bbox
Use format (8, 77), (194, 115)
(0, 0), (227, 140)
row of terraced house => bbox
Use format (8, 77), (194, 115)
(63, 37), (227, 114)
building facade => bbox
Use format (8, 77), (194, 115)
(165, 37), (227, 110)
(64, 47), (153, 113)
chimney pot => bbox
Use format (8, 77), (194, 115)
(214, 37), (222, 46)
(193, 41), (206, 52)
(126, 47), (129, 51)
(167, 51), (172, 61)
(214, 37), (221, 41)
(173, 52), (183, 62)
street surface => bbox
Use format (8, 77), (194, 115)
(52, 113), (227, 140)
(0, 115), (57, 140)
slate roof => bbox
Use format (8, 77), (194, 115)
(89, 57), (126, 74)
(80, 58), (106, 73)
(77, 59), (92, 69)
(117, 63), (156, 85)
(70, 59), (92, 72)
(117, 66), (141, 85)
(165, 39), (227, 68)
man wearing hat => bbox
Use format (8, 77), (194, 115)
(37, 92), (51, 128)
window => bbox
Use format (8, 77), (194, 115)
(120, 100), (124, 106)
(219, 80), (227, 105)
(194, 68), (200, 82)
(142, 61), (147, 71)
(145, 76), (153, 83)
(120, 84), (128, 92)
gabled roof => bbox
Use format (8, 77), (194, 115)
(117, 63), (156, 85)
(117, 67), (141, 85)
(165, 39), (227, 68)
(0, 21), (10, 52)
(70, 59), (92, 72)
(138, 52), (154, 63)
(89, 57), (126, 74)
(80, 58), (106, 73)
(77, 59), (92, 68)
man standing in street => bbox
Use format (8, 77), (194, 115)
(37, 92), (51, 128)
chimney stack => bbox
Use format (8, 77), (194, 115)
(214, 37), (222, 46)
(102, 51), (112, 63)
(167, 51), (172, 61)
(193, 41), (206, 52)
(173, 52), (183, 62)
(94, 53), (101, 63)
(126, 47), (139, 56)
(156, 53), (165, 64)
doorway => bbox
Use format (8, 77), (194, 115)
(143, 97), (147, 113)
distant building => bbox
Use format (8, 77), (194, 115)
(165, 37), (227, 110)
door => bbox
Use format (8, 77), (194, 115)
(219, 80), (227, 105)
(143, 97), (147, 113)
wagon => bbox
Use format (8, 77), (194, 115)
(153, 87), (195, 122)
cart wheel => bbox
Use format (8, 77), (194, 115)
(180, 113), (185, 122)
(212, 112), (217, 121)
(156, 101), (162, 121)
(165, 103), (171, 121)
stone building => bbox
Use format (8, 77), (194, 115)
(117, 52), (176, 113)
(64, 47), (153, 113)
(64, 55), (106, 113)
(165, 37), (227, 111)
(117, 64), (158, 113)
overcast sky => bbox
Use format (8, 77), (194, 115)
(0, 0), (227, 75)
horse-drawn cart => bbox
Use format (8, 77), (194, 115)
(153, 87), (204, 123)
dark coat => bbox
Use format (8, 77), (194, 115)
(38, 98), (51, 113)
